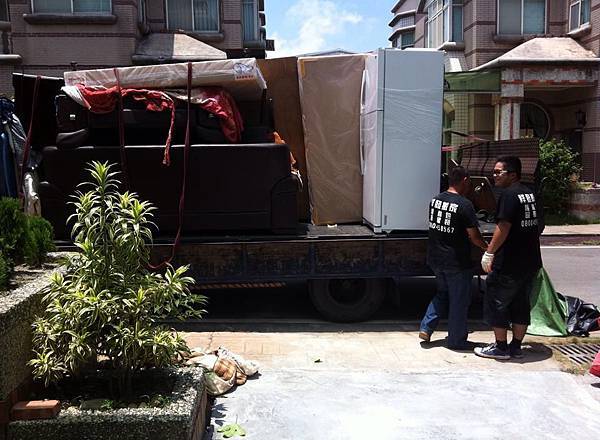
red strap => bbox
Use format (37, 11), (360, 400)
(19, 75), (40, 198)
(149, 62), (192, 270)
(113, 68), (129, 189)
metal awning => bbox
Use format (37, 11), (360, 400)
(444, 70), (501, 94)
(132, 33), (227, 64)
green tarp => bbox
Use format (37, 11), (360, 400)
(527, 268), (569, 337)
(444, 70), (501, 94)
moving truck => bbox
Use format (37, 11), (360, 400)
(11, 52), (514, 323)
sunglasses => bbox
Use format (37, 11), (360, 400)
(492, 170), (509, 176)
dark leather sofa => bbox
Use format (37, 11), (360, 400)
(40, 143), (299, 239)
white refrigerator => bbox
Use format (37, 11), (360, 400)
(360, 48), (444, 232)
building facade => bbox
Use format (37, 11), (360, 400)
(390, 0), (600, 183)
(0, 0), (272, 95)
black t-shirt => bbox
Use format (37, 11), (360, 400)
(492, 183), (543, 276)
(427, 191), (479, 271)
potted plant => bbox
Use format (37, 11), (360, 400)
(9, 162), (209, 440)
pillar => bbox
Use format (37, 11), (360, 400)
(494, 68), (524, 141)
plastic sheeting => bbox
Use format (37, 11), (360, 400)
(527, 268), (568, 337)
(298, 54), (366, 225)
(64, 58), (267, 101)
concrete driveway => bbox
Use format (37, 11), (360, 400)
(185, 330), (600, 440)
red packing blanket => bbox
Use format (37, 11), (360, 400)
(77, 85), (176, 164)
(75, 85), (245, 165)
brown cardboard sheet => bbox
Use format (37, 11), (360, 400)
(297, 54), (365, 225)
(257, 57), (310, 221)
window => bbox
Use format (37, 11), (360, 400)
(520, 102), (550, 139)
(32, 0), (111, 13)
(570, 0), (590, 31)
(498, 0), (546, 35)
(0, 0), (8, 21)
(242, 0), (258, 41)
(167, 0), (219, 32)
(426, 0), (463, 48)
(138, 0), (146, 25)
(396, 15), (415, 28)
(401, 31), (415, 49)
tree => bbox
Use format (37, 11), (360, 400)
(29, 162), (207, 398)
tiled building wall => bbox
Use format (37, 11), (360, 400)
(579, 0), (600, 55)
(0, 65), (13, 96)
(147, 0), (243, 50)
(548, 0), (567, 35)
(414, 13), (426, 47)
(147, 0), (166, 31)
(445, 94), (470, 146)
(10, 1), (139, 74)
(468, 94), (495, 140)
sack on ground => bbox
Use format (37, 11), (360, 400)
(204, 371), (236, 396)
(217, 346), (259, 376)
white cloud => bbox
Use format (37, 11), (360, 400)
(269, 0), (363, 58)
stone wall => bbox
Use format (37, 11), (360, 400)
(0, 264), (61, 440)
(0, 268), (59, 400)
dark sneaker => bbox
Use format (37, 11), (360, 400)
(509, 345), (524, 359)
(418, 331), (431, 342)
(474, 343), (510, 360)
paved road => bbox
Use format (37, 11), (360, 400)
(541, 246), (600, 306)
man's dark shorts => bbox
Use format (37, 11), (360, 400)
(485, 271), (535, 328)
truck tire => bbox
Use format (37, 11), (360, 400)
(308, 278), (386, 322)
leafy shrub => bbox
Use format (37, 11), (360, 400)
(0, 197), (27, 264)
(23, 216), (55, 267)
(539, 138), (582, 214)
(29, 162), (207, 398)
(0, 251), (8, 290)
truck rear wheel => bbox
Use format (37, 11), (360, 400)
(308, 278), (386, 322)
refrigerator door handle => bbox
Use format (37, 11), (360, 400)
(360, 69), (368, 112)
(359, 69), (367, 176)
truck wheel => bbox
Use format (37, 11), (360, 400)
(309, 278), (386, 322)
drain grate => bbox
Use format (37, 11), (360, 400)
(550, 343), (600, 366)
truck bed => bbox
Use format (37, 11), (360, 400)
(148, 224), (431, 284)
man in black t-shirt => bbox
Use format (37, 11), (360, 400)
(419, 167), (487, 349)
(475, 156), (543, 360)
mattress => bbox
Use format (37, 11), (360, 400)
(64, 58), (267, 100)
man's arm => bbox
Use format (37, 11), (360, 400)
(487, 220), (512, 254)
(467, 227), (487, 251)
(481, 220), (512, 273)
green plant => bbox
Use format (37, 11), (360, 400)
(29, 162), (207, 398)
(539, 138), (582, 214)
(23, 216), (55, 267)
(0, 251), (8, 290)
(0, 197), (27, 265)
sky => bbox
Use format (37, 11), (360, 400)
(264, 0), (395, 58)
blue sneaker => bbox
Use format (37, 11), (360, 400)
(474, 343), (510, 360)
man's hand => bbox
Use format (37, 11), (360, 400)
(481, 252), (494, 273)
